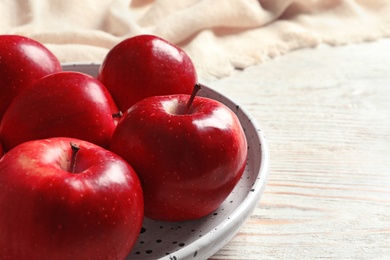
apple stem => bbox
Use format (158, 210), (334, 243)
(112, 111), (123, 119)
(185, 83), (202, 114)
(69, 142), (80, 174)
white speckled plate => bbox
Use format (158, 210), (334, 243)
(62, 63), (270, 260)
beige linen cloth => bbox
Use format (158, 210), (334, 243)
(1, 0), (389, 79)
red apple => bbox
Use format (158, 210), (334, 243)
(0, 137), (144, 260)
(0, 35), (62, 120)
(0, 71), (120, 151)
(97, 34), (197, 112)
(110, 85), (248, 221)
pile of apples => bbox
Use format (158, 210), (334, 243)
(0, 34), (248, 259)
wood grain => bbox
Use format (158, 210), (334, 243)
(203, 39), (390, 259)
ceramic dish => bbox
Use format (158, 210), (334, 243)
(62, 63), (270, 260)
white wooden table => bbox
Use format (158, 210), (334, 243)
(204, 39), (390, 259)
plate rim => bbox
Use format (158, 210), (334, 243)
(160, 86), (270, 260)
(61, 63), (270, 260)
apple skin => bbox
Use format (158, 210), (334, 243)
(110, 94), (248, 221)
(0, 71), (119, 151)
(0, 35), (62, 120)
(0, 137), (144, 260)
(97, 34), (197, 112)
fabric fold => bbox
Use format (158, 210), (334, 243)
(1, 0), (389, 79)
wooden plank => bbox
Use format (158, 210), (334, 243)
(205, 39), (390, 259)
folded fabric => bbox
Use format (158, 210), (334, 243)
(1, 0), (389, 79)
